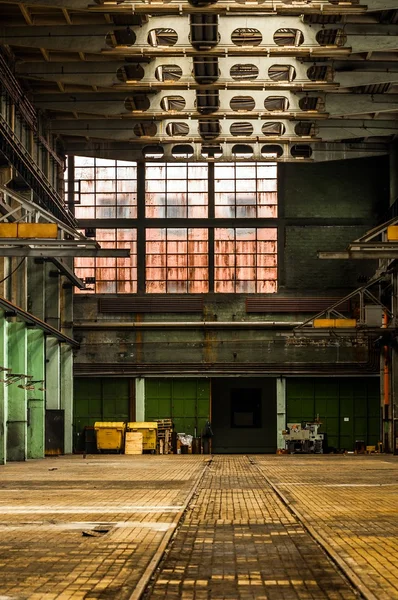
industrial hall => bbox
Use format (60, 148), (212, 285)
(0, 0), (398, 597)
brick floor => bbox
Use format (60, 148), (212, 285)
(1, 455), (397, 600)
(0, 455), (206, 599)
(146, 456), (359, 600)
(254, 455), (398, 600)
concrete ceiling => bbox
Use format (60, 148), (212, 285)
(1, 0), (398, 161)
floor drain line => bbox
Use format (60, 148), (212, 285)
(248, 457), (377, 600)
(129, 457), (213, 600)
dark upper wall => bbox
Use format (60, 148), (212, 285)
(278, 156), (389, 292)
(280, 156), (388, 220)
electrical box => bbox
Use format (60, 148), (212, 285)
(365, 305), (383, 327)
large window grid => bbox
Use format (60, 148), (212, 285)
(75, 228), (137, 294)
(215, 228), (277, 293)
(66, 157), (137, 219)
(69, 158), (278, 294)
(146, 228), (209, 293)
(215, 163), (277, 218)
(145, 163), (208, 218)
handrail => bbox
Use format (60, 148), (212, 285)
(0, 115), (76, 228)
(0, 53), (63, 167)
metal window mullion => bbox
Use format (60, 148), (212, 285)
(208, 162), (215, 293)
(137, 161), (146, 294)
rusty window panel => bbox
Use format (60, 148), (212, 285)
(74, 228), (137, 295)
(215, 227), (277, 293)
(145, 163), (208, 218)
(71, 156), (137, 219)
(215, 162), (277, 219)
(146, 228), (209, 293)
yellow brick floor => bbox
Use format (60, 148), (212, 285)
(254, 454), (398, 600)
(0, 454), (206, 599)
(0, 455), (397, 599)
(147, 456), (359, 599)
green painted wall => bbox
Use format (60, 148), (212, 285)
(0, 312), (7, 464)
(27, 329), (45, 459)
(286, 378), (380, 451)
(73, 378), (130, 451)
(7, 322), (27, 461)
(145, 378), (210, 437)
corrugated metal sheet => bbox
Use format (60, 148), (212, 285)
(74, 358), (378, 376)
(98, 297), (204, 313)
(246, 297), (350, 313)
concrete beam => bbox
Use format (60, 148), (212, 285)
(135, 377), (145, 422)
(60, 344), (73, 454)
(64, 137), (389, 162)
(48, 115), (398, 143)
(45, 337), (60, 410)
(276, 377), (286, 451)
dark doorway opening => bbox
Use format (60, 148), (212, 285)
(212, 378), (276, 453)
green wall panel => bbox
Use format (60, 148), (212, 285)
(73, 378), (130, 451)
(145, 379), (210, 436)
(286, 378), (380, 451)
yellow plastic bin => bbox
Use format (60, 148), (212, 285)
(94, 422), (126, 453)
(127, 422), (158, 452)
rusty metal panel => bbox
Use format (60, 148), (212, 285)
(98, 297), (204, 313)
(246, 298), (351, 313)
(74, 359), (378, 376)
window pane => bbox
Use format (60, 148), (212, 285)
(145, 228), (208, 293)
(215, 228), (277, 293)
(145, 163), (208, 218)
(214, 162), (277, 218)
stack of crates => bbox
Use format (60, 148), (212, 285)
(127, 422), (158, 453)
(155, 419), (173, 454)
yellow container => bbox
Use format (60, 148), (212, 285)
(387, 225), (398, 241)
(94, 421), (126, 452)
(127, 422), (158, 451)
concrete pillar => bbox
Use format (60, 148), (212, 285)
(60, 344), (73, 454)
(27, 329), (45, 459)
(0, 312), (8, 464)
(135, 377), (145, 422)
(7, 322), (27, 461)
(276, 377), (286, 450)
(45, 262), (60, 330)
(45, 337), (60, 410)
(27, 259), (45, 320)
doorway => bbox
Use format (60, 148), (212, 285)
(211, 378), (276, 453)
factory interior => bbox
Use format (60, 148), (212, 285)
(0, 0), (398, 596)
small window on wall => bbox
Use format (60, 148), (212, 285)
(214, 162), (277, 218)
(231, 389), (262, 428)
(146, 228), (209, 293)
(215, 227), (277, 293)
(145, 163), (208, 218)
(66, 156), (137, 219)
(75, 228), (137, 294)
